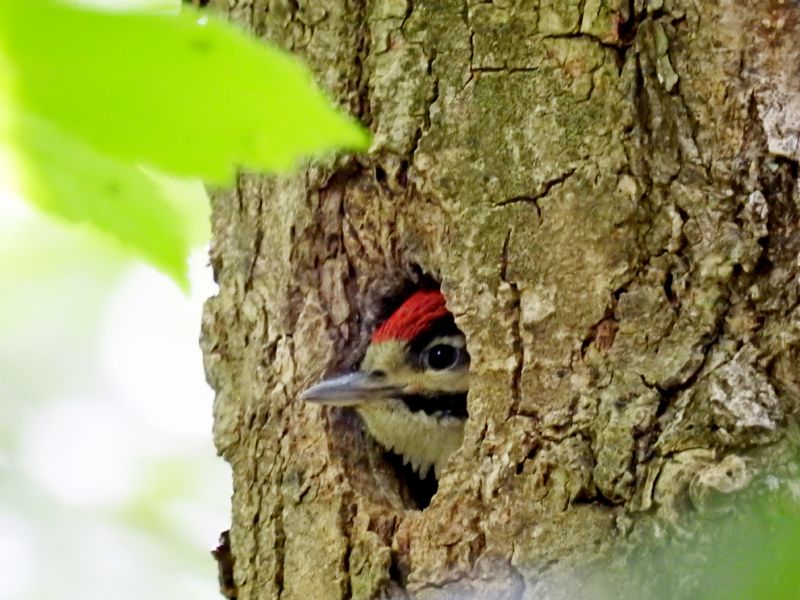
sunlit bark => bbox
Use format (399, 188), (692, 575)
(201, 1), (800, 598)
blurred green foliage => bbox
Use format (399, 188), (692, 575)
(670, 492), (800, 600)
(0, 207), (229, 600)
(585, 479), (800, 600)
(0, 0), (370, 286)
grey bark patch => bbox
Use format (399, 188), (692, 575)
(202, 0), (800, 598)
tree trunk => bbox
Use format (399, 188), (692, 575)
(200, 1), (800, 598)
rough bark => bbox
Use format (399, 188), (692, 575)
(200, 1), (800, 598)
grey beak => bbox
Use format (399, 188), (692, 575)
(300, 372), (404, 406)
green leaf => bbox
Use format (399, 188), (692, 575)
(0, 0), (369, 181)
(0, 0), (370, 285)
(4, 112), (191, 288)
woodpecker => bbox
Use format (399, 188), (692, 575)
(301, 289), (469, 477)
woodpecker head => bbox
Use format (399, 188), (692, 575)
(301, 289), (469, 476)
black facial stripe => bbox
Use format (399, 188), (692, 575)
(399, 393), (468, 419)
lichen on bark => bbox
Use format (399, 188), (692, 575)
(200, 1), (800, 598)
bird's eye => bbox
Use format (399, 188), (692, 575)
(424, 344), (460, 371)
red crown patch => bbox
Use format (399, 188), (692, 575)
(371, 289), (449, 343)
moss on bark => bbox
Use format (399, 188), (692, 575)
(201, 1), (800, 598)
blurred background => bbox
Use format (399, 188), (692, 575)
(0, 190), (230, 600)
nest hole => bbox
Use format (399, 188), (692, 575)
(322, 271), (470, 511)
(383, 451), (439, 509)
(373, 278), (468, 509)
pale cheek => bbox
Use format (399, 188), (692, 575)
(447, 371), (470, 393)
(361, 341), (408, 373)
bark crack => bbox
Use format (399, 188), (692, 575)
(353, 0), (372, 124)
(400, 0), (414, 31)
(410, 50), (440, 164)
(273, 498), (286, 600)
(501, 229), (524, 415)
(338, 498), (356, 600)
(493, 168), (576, 216)
(469, 66), (541, 74)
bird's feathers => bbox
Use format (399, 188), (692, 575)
(357, 400), (464, 477)
(372, 289), (449, 343)
(303, 288), (468, 478)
